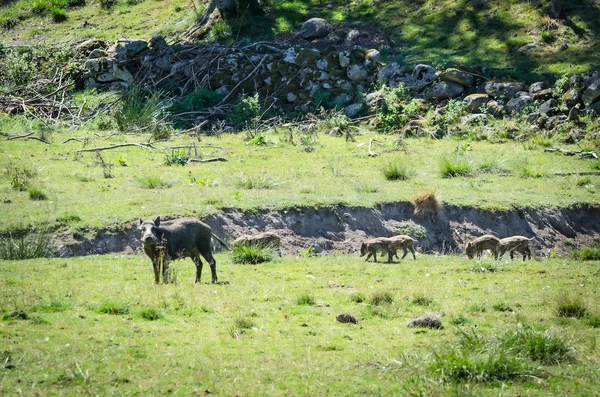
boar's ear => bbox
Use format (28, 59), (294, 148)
(154, 216), (161, 227)
(139, 219), (143, 225)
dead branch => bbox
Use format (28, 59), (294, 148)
(188, 157), (228, 163)
(215, 55), (267, 107)
(62, 137), (85, 144)
(544, 146), (598, 159)
(7, 131), (35, 140)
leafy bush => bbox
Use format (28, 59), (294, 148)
(231, 94), (261, 129)
(572, 245), (600, 260)
(553, 75), (570, 97)
(382, 161), (413, 181)
(50, 6), (67, 22)
(0, 230), (52, 260)
(376, 85), (420, 132)
(58, 213), (81, 224)
(555, 290), (587, 318)
(5, 162), (36, 191)
(164, 149), (190, 166)
(296, 293), (315, 306)
(0, 53), (35, 87)
(170, 88), (222, 114)
(232, 244), (274, 264)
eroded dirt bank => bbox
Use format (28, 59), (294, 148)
(55, 202), (600, 258)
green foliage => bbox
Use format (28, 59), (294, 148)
(555, 291), (587, 318)
(575, 176), (592, 187)
(247, 133), (268, 146)
(470, 261), (498, 273)
(170, 88), (222, 114)
(451, 314), (471, 325)
(517, 163), (547, 179)
(443, 100), (469, 125)
(553, 75), (571, 97)
(0, 230), (51, 260)
(232, 244), (274, 265)
(349, 292), (366, 303)
(114, 87), (171, 140)
(295, 293), (315, 306)
(584, 315), (600, 328)
(231, 94), (261, 129)
(572, 245), (600, 261)
(492, 302), (512, 312)
(376, 85), (419, 132)
(0, 52), (35, 87)
(50, 6), (67, 22)
(139, 308), (163, 321)
(164, 149), (190, 166)
(411, 293), (433, 306)
(57, 213), (81, 224)
(382, 161), (413, 181)
(28, 187), (47, 201)
(33, 300), (71, 313)
(439, 155), (474, 178)
(234, 176), (274, 190)
(96, 303), (130, 315)
(4, 162), (36, 191)
(229, 316), (256, 338)
(100, 0), (117, 8)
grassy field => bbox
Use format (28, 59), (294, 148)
(1, 252), (599, 395)
(1, 113), (599, 232)
(1, 0), (600, 76)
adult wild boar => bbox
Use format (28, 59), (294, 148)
(498, 236), (534, 261)
(465, 234), (500, 259)
(138, 216), (227, 284)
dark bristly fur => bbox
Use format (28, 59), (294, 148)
(138, 216), (227, 284)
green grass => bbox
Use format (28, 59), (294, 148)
(1, 253), (599, 395)
(382, 161), (413, 181)
(2, 120), (598, 232)
(231, 244), (274, 264)
(572, 245), (600, 261)
(555, 290), (588, 318)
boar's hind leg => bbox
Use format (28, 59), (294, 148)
(193, 255), (204, 283)
(199, 248), (218, 284)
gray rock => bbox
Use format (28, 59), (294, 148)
(486, 100), (505, 117)
(347, 29), (360, 41)
(366, 90), (383, 108)
(155, 57), (172, 71)
(531, 88), (553, 101)
(286, 92), (298, 103)
(413, 64), (437, 89)
(506, 96), (532, 113)
(540, 99), (559, 116)
(529, 81), (549, 94)
(338, 51), (350, 68)
(582, 83), (600, 106)
(377, 62), (408, 87)
(347, 64), (368, 81)
(112, 39), (148, 61)
(298, 18), (333, 40)
(546, 115), (567, 129)
(431, 80), (464, 99)
(88, 48), (108, 59)
(562, 89), (582, 108)
(344, 102), (365, 118)
(518, 43), (538, 53)
(440, 68), (473, 87)
(586, 101), (600, 114)
(461, 113), (490, 125)
(484, 80), (525, 99)
(464, 93), (490, 112)
(365, 49), (380, 67)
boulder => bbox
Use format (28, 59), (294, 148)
(377, 62), (408, 87)
(412, 64), (437, 89)
(298, 18), (333, 40)
(484, 80), (524, 99)
(440, 68), (473, 87)
(539, 99), (559, 116)
(531, 88), (553, 101)
(586, 101), (600, 115)
(461, 114), (490, 125)
(76, 38), (109, 55)
(365, 49), (380, 67)
(518, 43), (537, 53)
(431, 80), (464, 99)
(561, 88), (582, 108)
(529, 81), (549, 94)
(506, 95), (532, 113)
(344, 102), (365, 118)
(338, 51), (350, 68)
(486, 100), (505, 117)
(112, 39), (148, 61)
(347, 64), (368, 81)
(582, 83), (600, 106)
(294, 48), (321, 67)
(464, 93), (490, 113)
(347, 29), (360, 41)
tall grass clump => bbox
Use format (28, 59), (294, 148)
(33, 300), (71, 313)
(382, 161), (413, 181)
(571, 245), (600, 260)
(411, 189), (441, 220)
(234, 176), (274, 190)
(296, 293), (315, 306)
(4, 162), (36, 191)
(28, 187), (47, 201)
(369, 291), (394, 306)
(555, 291), (587, 318)
(139, 308), (163, 321)
(501, 327), (574, 365)
(137, 175), (171, 189)
(114, 87), (171, 140)
(96, 303), (130, 315)
(0, 230), (52, 260)
(229, 316), (256, 338)
(439, 155), (473, 178)
(231, 245), (273, 264)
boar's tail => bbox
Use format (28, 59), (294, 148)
(212, 233), (229, 250)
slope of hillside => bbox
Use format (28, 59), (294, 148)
(1, 0), (599, 75)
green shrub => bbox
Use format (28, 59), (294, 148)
(170, 88), (222, 114)
(164, 149), (190, 166)
(583, 315), (600, 328)
(376, 85), (419, 132)
(139, 308), (163, 321)
(100, 0), (117, 8)
(296, 293), (315, 306)
(0, 230), (51, 260)
(114, 87), (171, 140)
(501, 327), (574, 365)
(231, 94), (261, 129)
(0, 53), (34, 87)
(28, 187), (47, 201)
(553, 75), (570, 97)
(96, 303), (130, 315)
(50, 7), (67, 22)
(382, 162), (413, 181)
(5, 162), (36, 191)
(439, 156), (473, 178)
(232, 244), (273, 264)
(229, 316), (256, 338)
(555, 290), (587, 318)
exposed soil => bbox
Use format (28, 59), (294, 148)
(54, 202), (600, 258)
